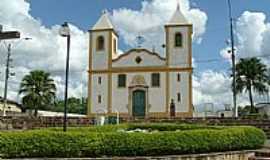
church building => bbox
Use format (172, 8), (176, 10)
(88, 5), (193, 118)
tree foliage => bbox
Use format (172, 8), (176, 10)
(19, 70), (56, 116)
(235, 58), (269, 113)
(53, 97), (87, 114)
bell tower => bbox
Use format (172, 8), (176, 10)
(89, 10), (118, 70)
(88, 10), (118, 116)
(165, 3), (192, 68)
(165, 3), (193, 117)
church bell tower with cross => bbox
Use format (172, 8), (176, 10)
(164, 2), (193, 116)
(88, 10), (118, 114)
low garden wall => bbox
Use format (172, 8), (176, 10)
(0, 116), (270, 138)
(28, 151), (253, 160)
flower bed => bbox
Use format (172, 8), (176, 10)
(0, 123), (266, 158)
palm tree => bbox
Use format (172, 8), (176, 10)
(235, 58), (269, 113)
(19, 70), (56, 117)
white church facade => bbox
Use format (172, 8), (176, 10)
(88, 6), (193, 118)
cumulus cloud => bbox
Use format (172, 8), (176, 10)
(0, 0), (88, 101)
(111, 0), (207, 55)
(220, 11), (270, 65)
(193, 70), (232, 106)
(215, 11), (270, 109)
(193, 70), (268, 110)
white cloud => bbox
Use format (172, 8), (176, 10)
(0, 0), (88, 101)
(111, 0), (207, 55)
(236, 11), (267, 58)
(215, 11), (270, 109)
(193, 70), (232, 106)
(220, 11), (270, 65)
(193, 70), (268, 110)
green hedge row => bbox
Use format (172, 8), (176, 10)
(45, 123), (223, 133)
(126, 123), (224, 131)
(0, 126), (266, 158)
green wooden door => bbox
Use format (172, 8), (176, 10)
(132, 90), (146, 117)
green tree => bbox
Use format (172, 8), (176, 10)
(54, 97), (87, 114)
(19, 70), (56, 117)
(235, 58), (269, 113)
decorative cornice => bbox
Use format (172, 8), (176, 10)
(89, 67), (193, 74)
(88, 29), (119, 37)
(165, 24), (193, 28)
(112, 48), (166, 62)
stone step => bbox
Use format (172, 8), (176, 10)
(249, 150), (270, 159)
(249, 157), (270, 160)
(255, 150), (270, 157)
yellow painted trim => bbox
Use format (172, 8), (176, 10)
(89, 67), (193, 74)
(189, 72), (193, 117)
(176, 112), (193, 117)
(89, 29), (119, 37)
(87, 32), (93, 116)
(188, 25), (193, 116)
(166, 72), (170, 115)
(165, 27), (169, 66)
(148, 112), (168, 118)
(108, 31), (113, 113)
(188, 25), (193, 67)
(165, 24), (193, 28)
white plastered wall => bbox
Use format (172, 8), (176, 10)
(167, 26), (190, 68)
(91, 74), (108, 113)
(111, 72), (166, 114)
(91, 31), (109, 70)
(169, 72), (190, 112)
(112, 50), (166, 67)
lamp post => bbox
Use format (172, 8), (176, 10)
(59, 22), (70, 132)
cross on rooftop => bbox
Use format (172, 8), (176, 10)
(136, 35), (145, 48)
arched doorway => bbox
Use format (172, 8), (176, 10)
(132, 90), (146, 117)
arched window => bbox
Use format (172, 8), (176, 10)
(175, 32), (183, 47)
(97, 36), (104, 51)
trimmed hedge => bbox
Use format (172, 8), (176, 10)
(0, 125), (266, 158)
(45, 123), (223, 132)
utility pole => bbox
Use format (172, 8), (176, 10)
(227, 0), (237, 118)
(3, 44), (11, 116)
(0, 26), (20, 116)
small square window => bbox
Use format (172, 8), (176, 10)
(118, 74), (126, 88)
(151, 73), (160, 87)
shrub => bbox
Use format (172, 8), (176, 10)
(126, 123), (224, 131)
(0, 125), (266, 158)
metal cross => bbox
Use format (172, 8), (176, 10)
(136, 35), (145, 48)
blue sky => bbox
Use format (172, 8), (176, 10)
(28, 0), (270, 74)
